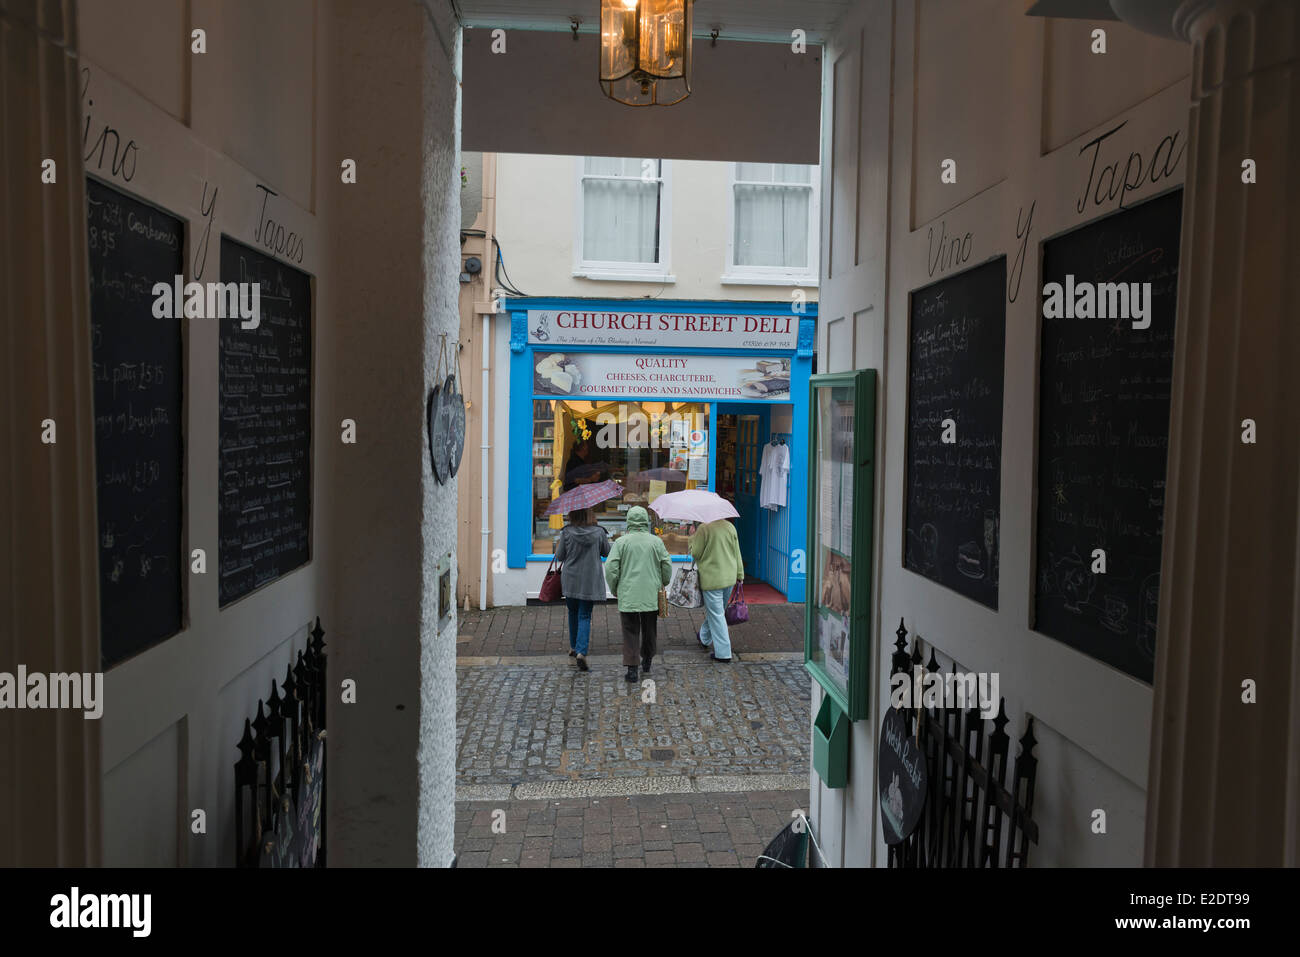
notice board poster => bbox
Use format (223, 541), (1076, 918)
(218, 237), (312, 606)
(903, 258), (1007, 610)
(813, 385), (856, 696)
(805, 369), (875, 721)
(1034, 190), (1183, 683)
(86, 178), (185, 666)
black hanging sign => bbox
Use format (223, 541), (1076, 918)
(878, 707), (927, 844)
(431, 384), (447, 478)
(86, 178), (185, 666)
(427, 337), (464, 484)
(446, 346), (467, 477)
(447, 388), (466, 476)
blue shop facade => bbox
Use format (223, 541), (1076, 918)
(505, 297), (815, 604)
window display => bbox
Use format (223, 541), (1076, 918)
(531, 399), (710, 556)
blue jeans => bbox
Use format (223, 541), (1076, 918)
(567, 598), (593, 656)
(698, 587), (732, 659)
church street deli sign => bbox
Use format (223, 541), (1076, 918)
(527, 310), (799, 351)
(533, 352), (792, 401)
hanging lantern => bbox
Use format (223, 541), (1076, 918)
(600, 0), (693, 107)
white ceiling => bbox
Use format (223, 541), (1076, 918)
(451, 0), (856, 43)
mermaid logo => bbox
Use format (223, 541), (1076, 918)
(532, 312), (551, 342)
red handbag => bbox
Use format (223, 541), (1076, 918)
(538, 554), (564, 603)
(725, 583), (749, 625)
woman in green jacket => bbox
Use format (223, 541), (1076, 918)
(689, 518), (746, 662)
(604, 506), (672, 682)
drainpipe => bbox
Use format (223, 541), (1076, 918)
(477, 153), (498, 611)
(479, 308), (491, 611)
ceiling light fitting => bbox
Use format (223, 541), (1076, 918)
(599, 0), (693, 107)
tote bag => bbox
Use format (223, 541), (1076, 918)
(667, 562), (703, 609)
(538, 554), (564, 604)
(724, 582), (750, 625)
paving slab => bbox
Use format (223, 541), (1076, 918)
(458, 600), (804, 658)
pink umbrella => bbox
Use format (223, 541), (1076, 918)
(544, 479), (623, 516)
(647, 489), (739, 523)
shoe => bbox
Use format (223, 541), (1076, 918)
(569, 649), (576, 657)
(641, 658), (651, 675)
(710, 654), (732, 663)
(576, 654), (589, 672)
(624, 666), (638, 683)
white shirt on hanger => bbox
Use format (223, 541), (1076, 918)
(759, 441), (790, 510)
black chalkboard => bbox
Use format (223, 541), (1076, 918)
(1034, 190), (1182, 683)
(86, 179), (185, 666)
(218, 237), (312, 606)
(904, 257), (1006, 609)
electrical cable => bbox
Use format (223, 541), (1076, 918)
(494, 248), (521, 297)
(493, 238), (526, 296)
(491, 237), (528, 297)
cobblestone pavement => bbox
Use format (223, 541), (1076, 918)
(458, 600), (804, 658)
(456, 655), (810, 786)
(455, 601), (811, 868)
(454, 790), (810, 868)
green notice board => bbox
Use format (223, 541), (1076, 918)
(804, 370), (876, 722)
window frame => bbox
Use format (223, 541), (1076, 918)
(722, 162), (820, 287)
(572, 157), (675, 283)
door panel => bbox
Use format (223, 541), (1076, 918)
(732, 410), (770, 577)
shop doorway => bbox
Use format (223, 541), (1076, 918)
(717, 404), (794, 602)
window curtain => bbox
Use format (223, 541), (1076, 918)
(583, 158), (661, 264)
(734, 163), (811, 269)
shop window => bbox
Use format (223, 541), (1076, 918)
(532, 399), (709, 556)
(724, 162), (819, 286)
(574, 158), (673, 282)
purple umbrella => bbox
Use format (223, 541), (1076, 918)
(544, 479), (624, 516)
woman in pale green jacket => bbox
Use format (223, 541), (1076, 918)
(689, 518), (746, 662)
(604, 506), (672, 683)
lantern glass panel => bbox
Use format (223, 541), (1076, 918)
(600, 0), (638, 81)
(640, 0), (687, 78)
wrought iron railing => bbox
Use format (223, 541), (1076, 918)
(235, 617), (327, 867)
(888, 619), (1038, 868)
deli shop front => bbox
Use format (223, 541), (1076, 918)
(501, 298), (817, 605)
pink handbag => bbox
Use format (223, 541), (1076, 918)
(724, 583), (749, 625)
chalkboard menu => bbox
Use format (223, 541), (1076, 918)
(904, 258), (1007, 609)
(218, 237), (312, 606)
(1034, 190), (1182, 683)
(86, 179), (185, 666)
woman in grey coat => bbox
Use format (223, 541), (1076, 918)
(553, 508), (611, 671)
